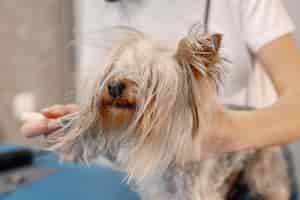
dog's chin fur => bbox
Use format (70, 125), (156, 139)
(46, 26), (290, 199)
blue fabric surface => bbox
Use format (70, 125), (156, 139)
(0, 145), (297, 200)
(0, 145), (139, 200)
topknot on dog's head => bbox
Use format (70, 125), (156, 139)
(176, 33), (222, 69)
(175, 27), (223, 88)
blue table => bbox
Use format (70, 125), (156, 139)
(0, 145), (140, 200)
(0, 145), (297, 200)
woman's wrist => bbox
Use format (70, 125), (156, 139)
(215, 108), (251, 152)
(201, 106), (248, 155)
(222, 109), (256, 151)
(210, 104), (266, 153)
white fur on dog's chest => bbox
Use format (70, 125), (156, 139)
(136, 167), (190, 200)
(133, 155), (249, 200)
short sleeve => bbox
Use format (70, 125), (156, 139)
(241, 0), (296, 52)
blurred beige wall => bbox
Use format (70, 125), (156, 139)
(0, 0), (75, 144)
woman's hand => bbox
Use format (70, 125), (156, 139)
(199, 105), (243, 158)
(21, 104), (79, 138)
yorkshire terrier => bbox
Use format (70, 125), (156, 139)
(47, 26), (290, 200)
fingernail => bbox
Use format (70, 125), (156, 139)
(20, 112), (45, 122)
(48, 120), (62, 130)
(41, 108), (49, 113)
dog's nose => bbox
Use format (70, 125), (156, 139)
(107, 80), (126, 98)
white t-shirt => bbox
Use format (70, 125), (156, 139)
(76, 0), (295, 106)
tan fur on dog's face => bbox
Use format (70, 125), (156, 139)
(97, 39), (179, 131)
(99, 78), (138, 130)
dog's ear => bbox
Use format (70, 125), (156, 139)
(176, 33), (222, 80)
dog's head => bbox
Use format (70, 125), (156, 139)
(48, 26), (224, 180)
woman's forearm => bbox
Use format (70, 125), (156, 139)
(228, 89), (300, 150)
